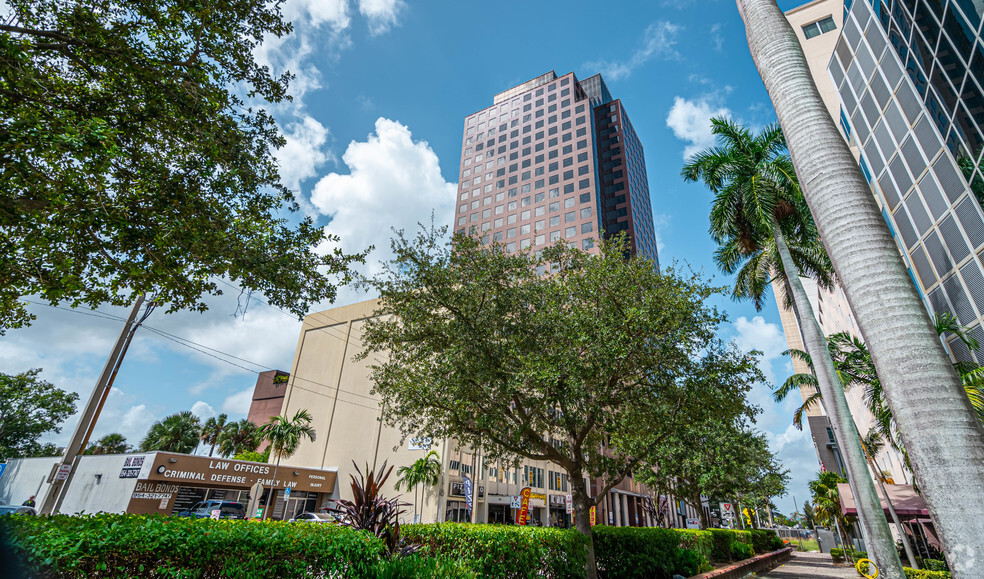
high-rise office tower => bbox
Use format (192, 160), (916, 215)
(779, 0), (983, 481)
(454, 71), (660, 264)
(831, 0), (984, 360)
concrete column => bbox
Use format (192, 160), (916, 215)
(622, 494), (630, 527)
(613, 492), (622, 526)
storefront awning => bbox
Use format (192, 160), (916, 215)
(836, 483), (929, 519)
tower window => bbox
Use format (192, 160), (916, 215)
(803, 16), (837, 39)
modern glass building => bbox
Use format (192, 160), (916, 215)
(829, 0), (984, 363)
(454, 71), (660, 264)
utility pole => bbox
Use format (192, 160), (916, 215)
(38, 295), (150, 515)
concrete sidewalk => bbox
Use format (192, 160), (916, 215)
(757, 551), (858, 578)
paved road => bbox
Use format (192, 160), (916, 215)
(757, 551), (858, 578)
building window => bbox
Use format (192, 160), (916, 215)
(803, 16), (836, 39)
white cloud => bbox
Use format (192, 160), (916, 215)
(191, 400), (216, 419)
(666, 96), (732, 159)
(733, 315), (788, 385)
(276, 115), (332, 193)
(310, 118), (457, 295)
(357, 0), (404, 36)
(285, 0), (351, 29)
(586, 21), (681, 81)
(710, 23), (724, 51)
(222, 387), (255, 416)
(120, 404), (157, 446)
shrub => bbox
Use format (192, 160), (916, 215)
(916, 558), (949, 572)
(708, 529), (736, 562)
(374, 554), (478, 578)
(675, 548), (712, 576)
(403, 523), (587, 579)
(768, 532), (785, 551)
(749, 529), (783, 553)
(830, 548), (845, 563)
(590, 526), (684, 579)
(731, 541), (755, 561)
(904, 569), (950, 579)
(1, 514), (386, 578)
(677, 529), (713, 561)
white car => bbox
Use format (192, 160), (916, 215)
(0, 505), (36, 516)
(289, 512), (336, 523)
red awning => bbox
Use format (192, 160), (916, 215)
(837, 483), (930, 519)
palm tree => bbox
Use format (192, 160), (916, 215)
(139, 411), (201, 453)
(736, 1), (984, 571)
(683, 117), (901, 573)
(199, 413), (228, 457)
(258, 409), (316, 520)
(84, 433), (130, 455)
(394, 451), (442, 523)
(216, 419), (261, 458)
(809, 471), (853, 551)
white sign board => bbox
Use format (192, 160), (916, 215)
(210, 509), (221, 520)
(720, 502), (735, 519)
(565, 494), (573, 514)
(686, 518), (700, 529)
(54, 463), (72, 482)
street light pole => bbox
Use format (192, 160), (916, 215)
(38, 295), (149, 515)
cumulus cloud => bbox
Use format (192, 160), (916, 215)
(222, 388), (255, 416)
(586, 21), (681, 81)
(732, 316), (789, 385)
(310, 118), (457, 291)
(191, 400), (217, 419)
(357, 0), (405, 36)
(275, 115), (333, 193)
(666, 96), (732, 159)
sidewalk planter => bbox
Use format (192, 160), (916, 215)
(688, 546), (794, 579)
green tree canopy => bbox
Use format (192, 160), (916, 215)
(259, 409), (315, 464)
(0, 0), (365, 332)
(217, 418), (261, 458)
(640, 422), (788, 529)
(199, 413), (228, 458)
(358, 227), (764, 576)
(139, 411), (201, 454)
(0, 369), (78, 460)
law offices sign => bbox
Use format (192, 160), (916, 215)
(127, 452), (338, 515)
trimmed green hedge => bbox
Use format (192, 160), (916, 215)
(904, 569), (950, 579)
(403, 523), (587, 579)
(1, 514), (783, 579)
(1, 514), (387, 578)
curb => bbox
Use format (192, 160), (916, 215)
(689, 547), (795, 579)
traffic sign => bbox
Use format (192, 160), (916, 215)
(54, 463), (72, 482)
(284, 486), (292, 499)
(720, 502), (735, 518)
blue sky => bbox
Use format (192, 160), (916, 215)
(0, 0), (824, 516)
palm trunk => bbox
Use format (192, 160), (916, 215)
(737, 2), (984, 575)
(775, 229), (904, 577)
(870, 457), (919, 568)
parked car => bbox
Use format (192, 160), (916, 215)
(289, 512), (335, 523)
(0, 506), (36, 516)
(177, 501), (246, 520)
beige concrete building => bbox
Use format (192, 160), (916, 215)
(274, 298), (702, 528)
(780, 0), (909, 484)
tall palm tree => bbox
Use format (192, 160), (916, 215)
(259, 409), (316, 520)
(216, 418), (261, 458)
(139, 411), (201, 454)
(199, 413), (228, 457)
(683, 117), (901, 574)
(394, 450), (442, 523)
(736, 1), (984, 572)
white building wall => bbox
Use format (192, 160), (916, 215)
(0, 457), (58, 507)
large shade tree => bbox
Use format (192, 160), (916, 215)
(640, 422), (788, 529)
(139, 411), (201, 454)
(682, 117), (902, 574)
(736, 1), (984, 573)
(0, 369), (78, 460)
(358, 227), (763, 578)
(0, 0), (365, 333)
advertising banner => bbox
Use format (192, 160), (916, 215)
(565, 494), (572, 514)
(463, 476), (473, 515)
(516, 487), (531, 525)
(590, 506), (596, 526)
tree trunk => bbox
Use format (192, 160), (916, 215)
(570, 479), (598, 579)
(695, 497), (710, 529)
(737, 1), (984, 575)
(774, 229), (904, 578)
